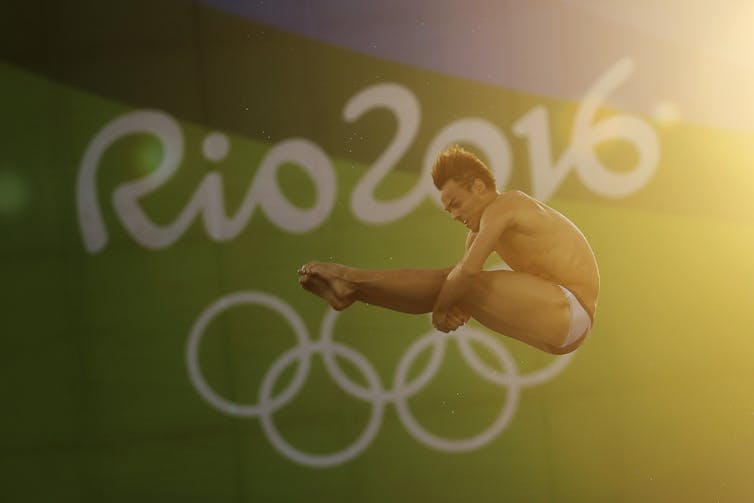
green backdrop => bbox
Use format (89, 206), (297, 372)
(2, 1), (754, 502)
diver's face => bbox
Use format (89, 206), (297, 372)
(440, 179), (484, 231)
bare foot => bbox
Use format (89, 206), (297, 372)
(298, 261), (356, 311)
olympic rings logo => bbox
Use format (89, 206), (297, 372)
(186, 291), (576, 468)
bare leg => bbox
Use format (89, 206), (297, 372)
(298, 262), (573, 354)
(461, 270), (572, 354)
(299, 261), (451, 313)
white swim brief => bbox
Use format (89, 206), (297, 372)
(558, 285), (592, 348)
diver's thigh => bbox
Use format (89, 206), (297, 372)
(463, 270), (570, 350)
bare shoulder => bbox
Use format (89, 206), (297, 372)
(501, 190), (539, 205)
(492, 190), (533, 210)
(481, 190), (536, 222)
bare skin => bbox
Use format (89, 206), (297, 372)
(299, 180), (599, 355)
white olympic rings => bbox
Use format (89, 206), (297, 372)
(186, 290), (576, 467)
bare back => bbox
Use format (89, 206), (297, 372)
(469, 191), (600, 320)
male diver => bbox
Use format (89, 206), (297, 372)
(298, 146), (599, 355)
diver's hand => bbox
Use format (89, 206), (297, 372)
(433, 305), (470, 332)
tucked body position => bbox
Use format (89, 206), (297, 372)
(298, 146), (600, 355)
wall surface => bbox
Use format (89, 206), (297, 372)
(2, 1), (754, 501)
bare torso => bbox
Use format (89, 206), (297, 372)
(471, 191), (600, 321)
